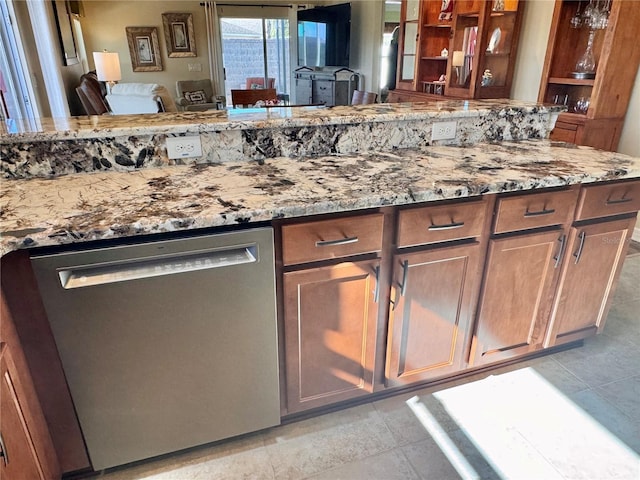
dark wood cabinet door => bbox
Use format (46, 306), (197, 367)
(283, 260), (380, 414)
(470, 230), (564, 366)
(386, 243), (482, 386)
(545, 217), (637, 346)
(0, 344), (48, 480)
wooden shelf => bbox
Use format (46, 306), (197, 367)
(484, 52), (511, 57)
(548, 77), (595, 86)
(421, 56), (448, 60)
(423, 23), (452, 28)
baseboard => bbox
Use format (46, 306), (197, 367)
(633, 226), (640, 242)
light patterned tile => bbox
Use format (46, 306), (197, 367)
(305, 448), (419, 480)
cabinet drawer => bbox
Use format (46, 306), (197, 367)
(397, 199), (488, 247)
(575, 180), (640, 221)
(494, 189), (578, 234)
(282, 214), (384, 265)
(550, 126), (577, 144)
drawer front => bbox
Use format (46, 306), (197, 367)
(494, 189), (578, 234)
(575, 180), (640, 221)
(397, 199), (488, 247)
(550, 125), (577, 144)
(282, 214), (384, 265)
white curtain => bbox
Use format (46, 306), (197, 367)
(203, 1), (225, 97)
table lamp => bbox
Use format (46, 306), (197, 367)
(93, 51), (121, 94)
(452, 50), (464, 85)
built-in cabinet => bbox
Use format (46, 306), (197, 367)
(280, 214), (385, 413)
(0, 255), (61, 480)
(391, 0), (524, 101)
(278, 179), (639, 414)
(386, 198), (490, 386)
(538, 0), (640, 151)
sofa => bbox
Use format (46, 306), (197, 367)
(106, 83), (177, 115)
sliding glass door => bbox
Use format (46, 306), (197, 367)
(218, 6), (290, 105)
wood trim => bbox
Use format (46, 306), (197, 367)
(0, 297), (60, 479)
(0, 251), (89, 474)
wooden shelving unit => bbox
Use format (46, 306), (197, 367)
(389, 0), (524, 102)
(538, 0), (640, 151)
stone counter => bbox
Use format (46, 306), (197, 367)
(1, 100), (562, 179)
(2, 139), (639, 256)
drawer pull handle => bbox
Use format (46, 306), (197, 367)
(524, 208), (556, 217)
(554, 234), (566, 269)
(606, 197), (632, 205)
(428, 221), (465, 231)
(573, 231), (586, 264)
(373, 266), (380, 303)
(400, 260), (409, 297)
(315, 236), (359, 247)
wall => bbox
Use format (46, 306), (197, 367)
(80, 0), (210, 98)
(510, 0), (639, 158)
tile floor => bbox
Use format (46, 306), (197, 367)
(94, 250), (640, 480)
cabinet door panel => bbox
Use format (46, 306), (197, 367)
(386, 243), (481, 386)
(0, 345), (45, 480)
(283, 261), (379, 413)
(546, 217), (637, 345)
(471, 230), (563, 365)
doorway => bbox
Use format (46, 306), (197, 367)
(218, 6), (290, 106)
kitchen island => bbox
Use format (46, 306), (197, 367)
(1, 100), (639, 477)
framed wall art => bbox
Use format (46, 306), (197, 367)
(162, 13), (196, 57)
(125, 26), (163, 72)
(52, 0), (79, 66)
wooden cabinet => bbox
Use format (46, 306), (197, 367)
(470, 187), (580, 365)
(545, 217), (637, 346)
(280, 213), (386, 414)
(282, 260), (381, 413)
(470, 229), (565, 365)
(386, 243), (482, 386)
(386, 197), (490, 385)
(0, 344), (49, 480)
(0, 258), (61, 479)
(545, 180), (640, 345)
(391, 0), (524, 101)
(538, 0), (640, 151)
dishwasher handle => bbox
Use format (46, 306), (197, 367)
(58, 245), (258, 289)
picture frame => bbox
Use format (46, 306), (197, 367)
(125, 26), (163, 72)
(52, 0), (79, 66)
(162, 13), (196, 57)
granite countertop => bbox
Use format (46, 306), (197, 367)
(1, 100), (563, 142)
(2, 139), (639, 256)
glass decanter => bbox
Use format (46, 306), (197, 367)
(575, 29), (597, 74)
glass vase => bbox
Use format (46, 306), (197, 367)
(575, 29), (597, 74)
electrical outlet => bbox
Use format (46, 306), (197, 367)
(188, 63), (202, 72)
(166, 135), (202, 159)
(431, 121), (457, 141)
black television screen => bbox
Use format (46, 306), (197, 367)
(297, 3), (351, 67)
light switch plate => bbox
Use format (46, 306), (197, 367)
(166, 135), (202, 159)
(431, 121), (457, 141)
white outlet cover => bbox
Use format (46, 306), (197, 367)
(166, 135), (203, 159)
(431, 121), (458, 141)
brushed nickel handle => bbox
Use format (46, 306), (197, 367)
(573, 231), (586, 264)
(400, 260), (409, 297)
(606, 197), (632, 205)
(0, 431), (7, 466)
(524, 208), (556, 217)
(428, 221), (465, 231)
(554, 234), (566, 269)
(373, 266), (380, 303)
(315, 236), (359, 247)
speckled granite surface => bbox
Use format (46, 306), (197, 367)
(1, 101), (562, 179)
(2, 140), (638, 256)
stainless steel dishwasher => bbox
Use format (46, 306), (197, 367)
(31, 227), (280, 470)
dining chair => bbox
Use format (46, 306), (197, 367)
(351, 90), (378, 105)
(231, 88), (278, 108)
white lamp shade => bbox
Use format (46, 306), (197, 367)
(93, 52), (121, 82)
(451, 50), (465, 67)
